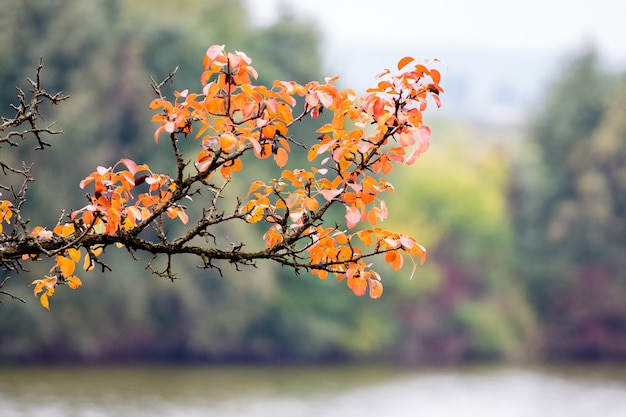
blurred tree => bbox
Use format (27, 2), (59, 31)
(0, 1), (443, 364)
(387, 133), (536, 362)
(512, 49), (626, 360)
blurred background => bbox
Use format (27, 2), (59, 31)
(2, 0), (626, 415)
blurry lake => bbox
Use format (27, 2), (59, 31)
(2, 364), (626, 416)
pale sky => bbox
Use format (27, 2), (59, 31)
(246, 0), (626, 123)
(247, 0), (626, 63)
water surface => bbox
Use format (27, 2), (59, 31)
(2, 364), (626, 416)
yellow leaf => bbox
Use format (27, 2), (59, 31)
(40, 293), (50, 310)
(67, 275), (82, 290)
(247, 206), (265, 223)
(307, 144), (320, 161)
(67, 248), (81, 263)
(32, 280), (44, 297)
(316, 124), (335, 133)
(83, 253), (93, 271)
(247, 180), (265, 197)
(357, 230), (373, 247)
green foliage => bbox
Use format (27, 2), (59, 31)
(0, 0), (335, 363)
(5, 0), (592, 365)
(513, 48), (626, 360)
(383, 127), (536, 361)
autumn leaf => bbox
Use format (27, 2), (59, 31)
(66, 275), (82, 290)
(347, 276), (367, 297)
(205, 44), (225, 66)
(397, 56), (415, 70)
(83, 253), (93, 271)
(219, 133), (237, 153)
(57, 255), (75, 277)
(40, 293), (50, 310)
(304, 197), (319, 211)
(119, 158), (138, 175)
(345, 206), (361, 228)
(369, 279), (383, 299)
(274, 147), (288, 168)
(15, 45), (442, 308)
(357, 230), (373, 247)
(319, 188), (343, 202)
(177, 209), (189, 224)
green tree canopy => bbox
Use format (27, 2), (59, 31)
(513, 49), (626, 359)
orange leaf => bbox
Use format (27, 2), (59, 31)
(220, 133), (237, 153)
(369, 279), (383, 299)
(391, 252), (404, 271)
(397, 56), (415, 70)
(304, 197), (319, 211)
(357, 230), (373, 247)
(347, 277), (367, 297)
(57, 255), (75, 277)
(429, 68), (441, 84)
(335, 232), (348, 245)
(53, 223), (75, 237)
(274, 147), (288, 168)
(367, 208), (380, 225)
(413, 243), (427, 265)
(313, 269), (328, 280)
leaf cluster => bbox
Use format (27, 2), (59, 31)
(0, 46), (442, 308)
